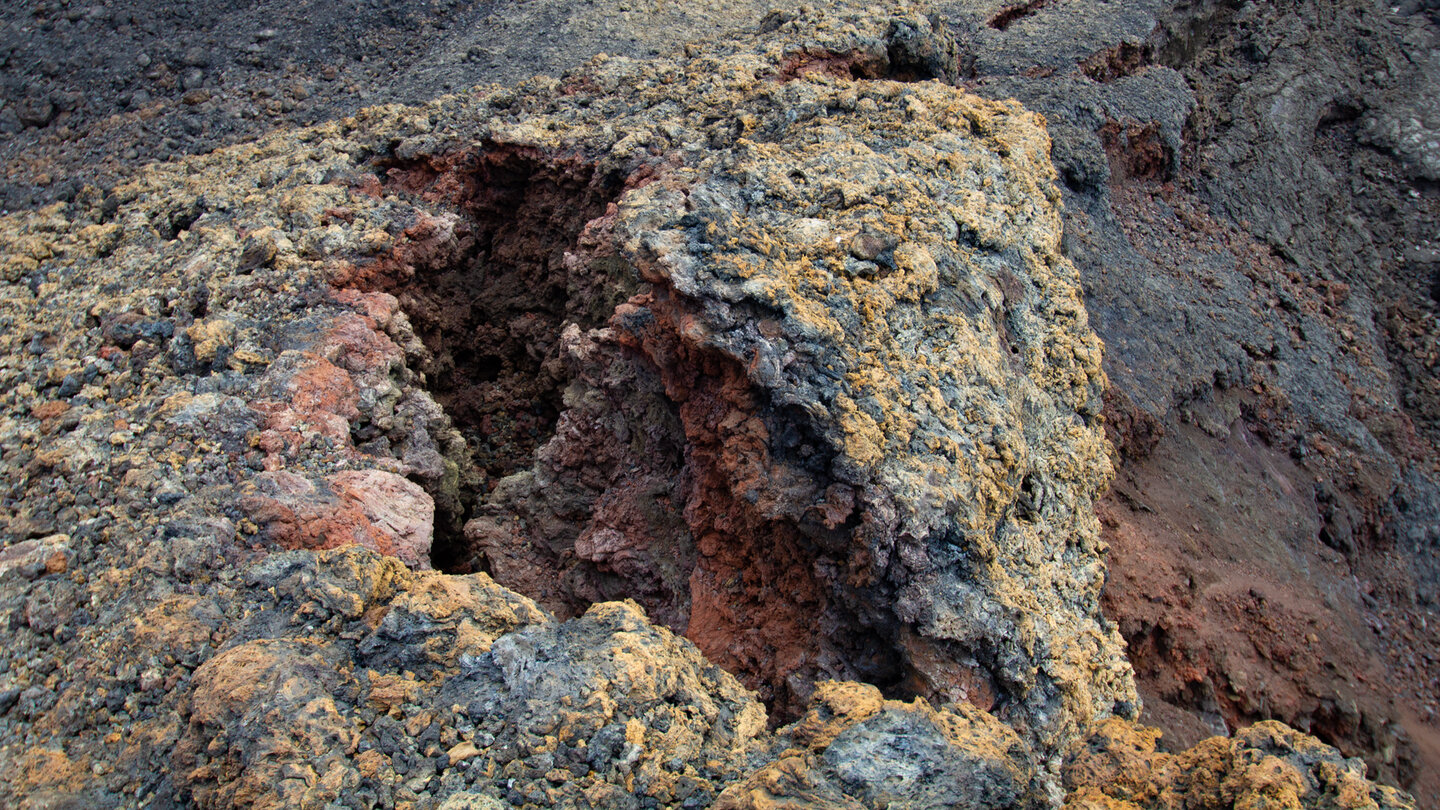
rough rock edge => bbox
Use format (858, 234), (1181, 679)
(0, 4), (1418, 809)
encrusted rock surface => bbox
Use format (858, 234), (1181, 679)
(0, 3), (1426, 809)
(401, 9), (1134, 756)
(1063, 717), (1415, 810)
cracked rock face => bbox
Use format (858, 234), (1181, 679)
(333, 5), (1134, 752)
(0, 3), (1420, 809)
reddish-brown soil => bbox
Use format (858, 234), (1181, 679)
(1097, 167), (1440, 803)
(1101, 410), (1440, 796)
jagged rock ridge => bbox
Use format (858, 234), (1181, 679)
(0, 4), (1422, 809)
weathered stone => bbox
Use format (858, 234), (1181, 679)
(1063, 717), (1418, 810)
(0, 3), (1425, 808)
(329, 469), (435, 568)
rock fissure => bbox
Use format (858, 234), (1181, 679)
(343, 142), (912, 721)
(338, 144), (631, 570)
(0, 3), (1428, 806)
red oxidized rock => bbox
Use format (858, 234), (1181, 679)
(241, 469), (434, 568)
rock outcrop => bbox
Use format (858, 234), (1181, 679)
(1064, 717), (1415, 809)
(0, 2), (1426, 809)
(362, 8), (1134, 757)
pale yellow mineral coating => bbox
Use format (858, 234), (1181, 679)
(615, 66), (1128, 754)
(1062, 717), (1416, 810)
(0, 4), (1416, 808)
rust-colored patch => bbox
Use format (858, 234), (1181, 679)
(774, 49), (887, 82)
(614, 287), (832, 717)
(1100, 120), (1172, 183)
(14, 747), (81, 790)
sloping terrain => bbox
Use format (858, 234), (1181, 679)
(941, 0), (1440, 802)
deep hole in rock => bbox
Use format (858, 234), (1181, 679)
(344, 144), (632, 572)
(338, 145), (908, 722)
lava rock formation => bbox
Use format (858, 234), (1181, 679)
(0, 1), (1434, 809)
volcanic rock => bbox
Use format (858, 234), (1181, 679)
(0, 2), (1427, 809)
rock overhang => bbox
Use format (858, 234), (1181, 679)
(8, 4), (1418, 808)
(314, 6), (1134, 751)
(5, 0), (1127, 748)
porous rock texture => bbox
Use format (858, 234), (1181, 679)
(1063, 717), (1415, 810)
(426, 9), (1134, 753)
(0, 3), (1426, 810)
